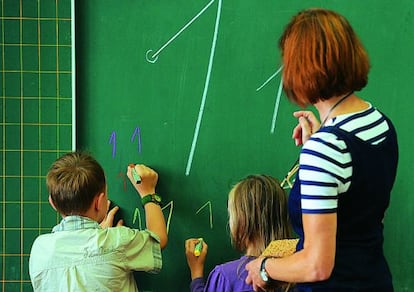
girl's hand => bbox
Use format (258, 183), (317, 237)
(185, 238), (208, 280)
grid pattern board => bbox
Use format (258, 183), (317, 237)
(1, 0), (72, 291)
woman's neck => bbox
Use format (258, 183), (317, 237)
(315, 93), (368, 124)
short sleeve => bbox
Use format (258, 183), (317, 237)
(299, 130), (351, 213)
(113, 227), (162, 273)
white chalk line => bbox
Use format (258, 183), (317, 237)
(270, 76), (284, 134)
(185, 0), (222, 176)
(256, 65), (283, 92)
(146, 0), (215, 63)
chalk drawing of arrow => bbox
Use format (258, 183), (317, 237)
(195, 200), (213, 229)
(256, 65), (283, 92)
(270, 77), (284, 134)
(162, 201), (174, 233)
(145, 0), (223, 175)
(130, 127), (142, 154)
(255, 65), (284, 134)
(146, 0), (215, 63)
(133, 207), (143, 229)
(185, 0), (222, 175)
(133, 201), (174, 233)
(109, 131), (117, 158)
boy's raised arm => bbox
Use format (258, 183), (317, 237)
(126, 164), (168, 249)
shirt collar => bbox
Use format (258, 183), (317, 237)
(52, 215), (101, 232)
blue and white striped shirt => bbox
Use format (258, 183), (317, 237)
(299, 104), (390, 213)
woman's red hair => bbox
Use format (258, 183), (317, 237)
(279, 8), (370, 106)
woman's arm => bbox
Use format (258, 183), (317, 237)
(245, 212), (337, 289)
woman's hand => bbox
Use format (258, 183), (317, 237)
(245, 257), (267, 292)
(185, 238), (208, 280)
(292, 111), (321, 146)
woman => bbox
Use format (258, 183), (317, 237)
(245, 8), (398, 291)
(185, 175), (292, 292)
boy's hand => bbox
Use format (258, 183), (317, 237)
(100, 200), (124, 228)
(126, 164), (158, 197)
(185, 238), (208, 280)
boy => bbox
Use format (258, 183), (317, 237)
(29, 151), (167, 291)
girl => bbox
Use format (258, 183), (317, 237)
(185, 175), (292, 292)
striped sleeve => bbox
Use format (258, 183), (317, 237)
(299, 131), (352, 214)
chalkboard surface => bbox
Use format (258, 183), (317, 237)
(76, 1), (414, 291)
(0, 0), (73, 291)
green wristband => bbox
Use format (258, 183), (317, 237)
(141, 193), (162, 206)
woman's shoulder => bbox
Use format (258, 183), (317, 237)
(329, 106), (392, 145)
(311, 105), (390, 143)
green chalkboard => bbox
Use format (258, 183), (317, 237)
(0, 0), (73, 291)
(76, 1), (414, 291)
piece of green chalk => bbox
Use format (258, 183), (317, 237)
(129, 164), (141, 184)
(194, 238), (203, 257)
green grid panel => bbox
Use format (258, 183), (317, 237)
(1, 1), (73, 291)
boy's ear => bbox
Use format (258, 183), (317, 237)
(95, 192), (108, 212)
(48, 195), (57, 211)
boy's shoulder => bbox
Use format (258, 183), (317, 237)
(30, 226), (161, 260)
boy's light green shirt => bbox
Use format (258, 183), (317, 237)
(29, 216), (162, 292)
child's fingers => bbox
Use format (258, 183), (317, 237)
(106, 206), (119, 223)
(100, 206), (120, 228)
(126, 164), (158, 185)
(185, 238), (204, 256)
(184, 239), (208, 257)
(201, 241), (208, 254)
(126, 165), (135, 182)
(135, 164), (158, 181)
(185, 239), (196, 252)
